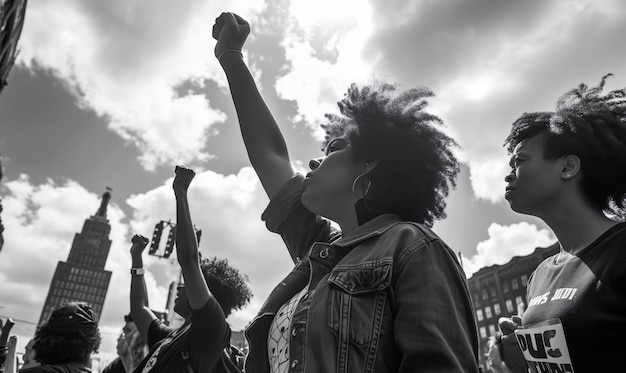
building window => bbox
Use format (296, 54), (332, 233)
(490, 287), (497, 298)
(482, 289), (488, 300)
(479, 327), (487, 339)
(512, 278), (519, 290)
(488, 324), (497, 336)
(485, 306), (493, 319)
(494, 303), (501, 315)
(476, 309), (484, 321)
(506, 299), (514, 314)
(503, 281), (510, 294)
(521, 274), (528, 287)
(515, 296), (524, 308)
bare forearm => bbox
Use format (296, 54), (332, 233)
(130, 255), (149, 310)
(175, 190), (210, 310)
(175, 191), (198, 265)
(221, 54), (293, 197)
(221, 54), (289, 163)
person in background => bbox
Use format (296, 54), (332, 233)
(214, 12), (479, 372)
(499, 74), (626, 372)
(20, 339), (39, 370)
(19, 302), (101, 373)
(102, 314), (148, 373)
(129, 166), (252, 373)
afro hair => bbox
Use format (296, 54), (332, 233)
(200, 256), (252, 317)
(504, 74), (626, 219)
(321, 81), (460, 226)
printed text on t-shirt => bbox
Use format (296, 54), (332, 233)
(527, 288), (578, 308)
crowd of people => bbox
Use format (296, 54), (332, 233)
(1, 11), (625, 373)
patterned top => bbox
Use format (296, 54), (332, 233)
(267, 286), (308, 373)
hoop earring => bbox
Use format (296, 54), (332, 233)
(352, 173), (372, 199)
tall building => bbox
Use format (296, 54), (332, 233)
(38, 190), (114, 325)
(0, 0), (28, 93)
(468, 243), (560, 368)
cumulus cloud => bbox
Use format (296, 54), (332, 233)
(462, 222), (556, 277)
(363, 0), (626, 201)
(17, 0), (265, 170)
(273, 0), (378, 138)
(0, 175), (163, 360)
(0, 168), (298, 358)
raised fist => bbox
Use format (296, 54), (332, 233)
(130, 234), (149, 257)
(173, 165), (196, 194)
(212, 12), (250, 60)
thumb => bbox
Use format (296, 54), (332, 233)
(498, 317), (520, 335)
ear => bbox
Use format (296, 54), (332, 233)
(561, 155), (581, 180)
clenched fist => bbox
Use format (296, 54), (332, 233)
(212, 12), (250, 60)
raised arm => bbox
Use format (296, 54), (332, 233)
(129, 235), (157, 340)
(5, 336), (17, 373)
(213, 12), (294, 199)
(0, 318), (14, 369)
(173, 166), (211, 311)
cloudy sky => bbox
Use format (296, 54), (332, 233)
(1, 0), (625, 362)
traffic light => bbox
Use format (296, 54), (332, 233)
(149, 221), (164, 255)
(163, 225), (176, 258)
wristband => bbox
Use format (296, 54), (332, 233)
(130, 268), (145, 276)
(218, 49), (243, 61)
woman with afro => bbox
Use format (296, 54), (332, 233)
(499, 75), (626, 372)
(20, 302), (101, 373)
(212, 12), (479, 373)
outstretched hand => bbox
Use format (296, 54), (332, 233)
(212, 12), (250, 60)
(130, 234), (149, 258)
(173, 165), (195, 195)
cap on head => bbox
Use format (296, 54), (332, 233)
(47, 302), (97, 331)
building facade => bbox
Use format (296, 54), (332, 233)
(468, 243), (560, 368)
(0, 0), (28, 93)
(38, 190), (114, 325)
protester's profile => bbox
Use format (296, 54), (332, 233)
(499, 74), (626, 372)
(128, 166), (251, 373)
(214, 12), (479, 372)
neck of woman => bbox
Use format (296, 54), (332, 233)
(539, 198), (618, 256)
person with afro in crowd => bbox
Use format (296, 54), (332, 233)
(212, 12), (479, 373)
(129, 165), (252, 373)
(19, 302), (101, 373)
(499, 74), (626, 373)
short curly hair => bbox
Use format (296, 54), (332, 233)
(33, 322), (101, 365)
(201, 256), (252, 317)
(321, 81), (460, 226)
(504, 74), (626, 219)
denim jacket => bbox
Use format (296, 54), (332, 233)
(244, 175), (479, 373)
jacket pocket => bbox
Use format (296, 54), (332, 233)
(327, 259), (393, 347)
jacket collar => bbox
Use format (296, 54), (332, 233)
(333, 213), (403, 248)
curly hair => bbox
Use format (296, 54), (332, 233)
(504, 74), (626, 219)
(200, 256), (252, 317)
(321, 81), (460, 226)
(33, 323), (101, 365)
